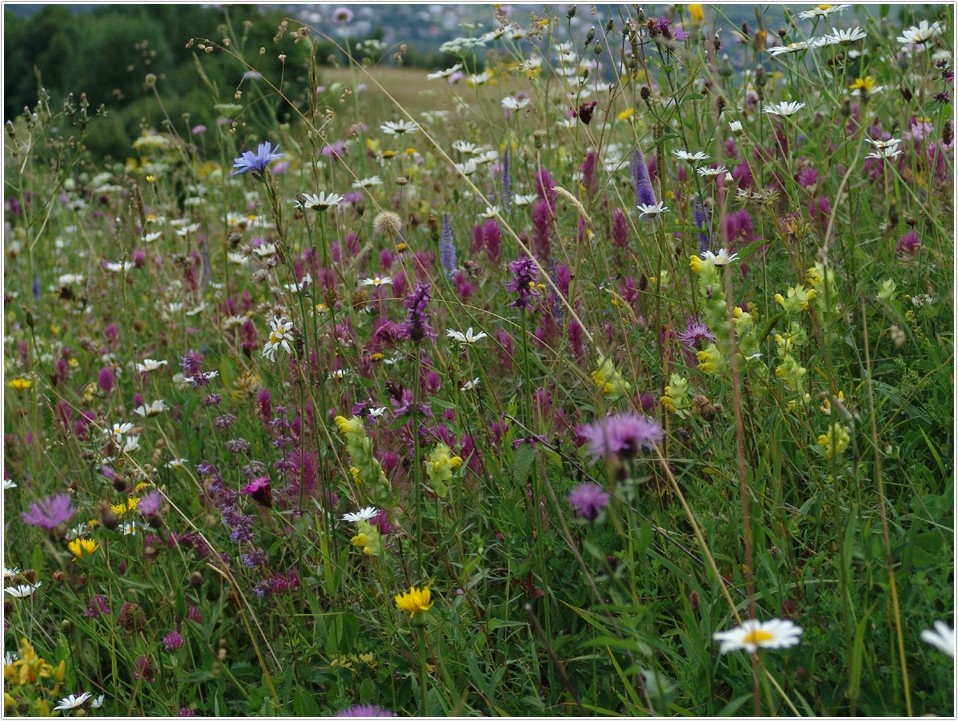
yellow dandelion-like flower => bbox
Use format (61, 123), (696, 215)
(395, 586), (433, 618)
(616, 107), (635, 122)
(67, 538), (99, 558)
(7, 378), (32, 392)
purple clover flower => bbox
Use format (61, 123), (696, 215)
(163, 630), (184, 651)
(22, 493), (76, 531)
(568, 482), (612, 521)
(579, 412), (664, 465)
(232, 142), (283, 175)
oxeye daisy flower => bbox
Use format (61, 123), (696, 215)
(343, 507), (379, 523)
(133, 400), (168, 417)
(897, 20), (944, 46)
(352, 175), (382, 189)
(713, 618), (803, 653)
(395, 586), (434, 617)
(53, 692), (92, 712)
(263, 318), (294, 362)
(359, 276), (393, 288)
(426, 64), (462, 80)
(702, 248), (740, 266)
(295, 191), (343, 211)
(822, 27), (867, 45)
(5, 582), (41, 598)
(866, 146), (903, 160)
(446, 328), (488, 344)
(920, 621), (955, 657)
(637, 202), (670, 217)
(460, 378), (480, 391)
(135, 359), (168, 373)
(768, 40), (813, 56)
(673, 149), (710, 163)
(380, 120), (419, 136)
(797, 4), (851, 19)
(764, 101), (806, 116)
(696, 165), (728, 177)
(232, 142), (283, 175)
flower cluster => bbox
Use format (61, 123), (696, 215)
(424, 443), (463, 498)
(334, 416), (394, 507)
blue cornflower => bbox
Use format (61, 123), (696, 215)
(232, 142), (283, 175)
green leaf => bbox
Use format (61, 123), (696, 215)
(513, 442), (534, 484)
(717, 694), (753, 716)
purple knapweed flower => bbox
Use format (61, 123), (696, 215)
(336, 705), (393, 717)
(506, 257), (539, 310)
(22, 493), (76, 531)
(138, 490), (165, 518)
(579, 412), (664, 464)
(232, 142), (283, 175)
(567, 482), (612, 521)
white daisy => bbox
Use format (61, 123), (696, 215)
(478, 206), (501, 219)
(865, 137), (903, 150)
(446, 328), (488, 344)
(637, 202), (670, 217)
(352, 176), (382, 189)
(381, 120), (419, 136)
(5, 582), (41, 598)
(3, 566), (20, 578)
(461, 378), (481, 391)
(713, 618), (803, 654)
(797, 4), (851, 20)
(53, 692), (92, 711)
(823, 27), (867, 45)
(702, 249), (740, 266)
(285, 276), (312, 293)
(132, 400), (168, 418)
(763, 101), (806, 116)
(252, 243), (278, 258)
(920, 621), (955, 657)
(342, 506), (379, 523)
(91, 695), (105, 709)
(4, 480), (16, 490)
(359, 276), (393, 288)
(866, 146), (903, 160)
(452, 140), (480, 155)
(368, 407), (388, 419)
(166, 458), (189, 469)
(121, 435), (141, 454)
(501, 96), (531, 111)
(673, 149), (710, 163)
(728, 120), (744, 133)
(426, 64), (462, 80)
(768, 40), (813, 57)
(697, 165), (728, 177)
(104, 261), (135, 273)
(513, 193), (539, 206)
(263, 317), (294, 362)
(106, 422), (135, 440)
(295, 191), (344, 211)
(135, 359), (168, 373)
(897, 20), (944, 46)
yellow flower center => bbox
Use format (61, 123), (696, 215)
(742, 629), (775, 645)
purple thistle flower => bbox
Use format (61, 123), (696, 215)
(336, 705), (393, 717)
(567, 482), (611, 521)
(693, 200), (711, 254)
(163, 630), (184, 651)
(506, 257), (539, 310)
(631, 147), (657, 207)
(439, 213), (456, 276)
(579, 412), (664, 465)
(678, 320), (716, 349)
(22, 493), (76, 531)
(138, 490), (165, 518)
(402, 283), (435, 343)
(232, 141), (283, 175)
(501, 145), (513, 212)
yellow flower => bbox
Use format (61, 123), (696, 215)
(395, 586), (433, 617)
(67, 538), (99, 558)
(689, 4), (704, 23)
(616, 107), (635, 122)
(849, 76), (875, 93)
(7, 378), (31, 392)
(110, 496), (140, 518)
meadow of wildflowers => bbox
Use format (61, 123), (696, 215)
(2, 4), (954, 717)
